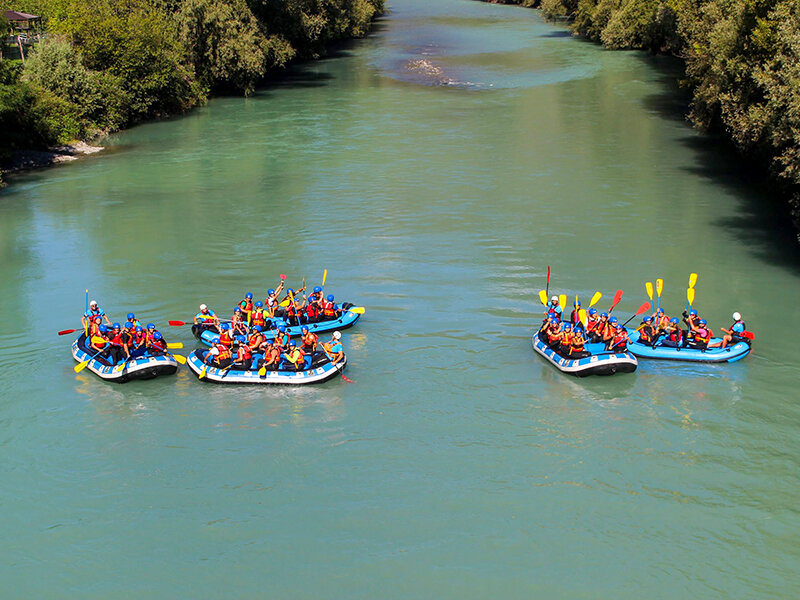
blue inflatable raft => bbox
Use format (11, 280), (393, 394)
(71, 334), (179, 383)
(626, 329), (751, 363)
(186, 348), (347, 384)
(532, 333), (638, 377)
(194, 304), (362, 347)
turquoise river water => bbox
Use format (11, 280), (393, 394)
(2, 0), (800, 597)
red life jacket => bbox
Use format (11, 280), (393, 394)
(135, 331), (146, 345)
(90, 335), (107, 349)
(220, 331), (233, 347)
(570, 335), (585, 353)
(639, 325), (654, 343)
(237, 345), (252, 361)
(240, 299), (253, 313)
(302, 332), (318, 350)
(214, 343), (232, 361)
(252, 310), (266, 327)
(248, 332), (264, 350)
(322, 301), (336, 318)
(668, 327), (682, 342)
(611, 333), (627, 349)
(306, 302), (319, 318)
(586, 318), (599, 333)
(110, 332), (124, 346)
(150, 339), (166, 352)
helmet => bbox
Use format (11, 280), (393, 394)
(221, 323), (230, 330)
(136, 326), (143, 332)
(267, 289), (275, 295)
(255, 301), (263, 308)
(212, 337), (221, 344)
(200, 304), (208, 310)
(235, 335), (246, 343)
(147, 323), (155, 329)
(278, 326), (286, 333)
(563, 323), (572, 330)
(313, 286), (322, 293)
(124, 322), (133, 329)
(99, 325), (108, 333)
(327, 294), (334, 301)
(548, 311), (557, 319)
(549, 316), (558, 322)
(732, 312), (742, 321)
(600, 312), (608, 318)
(89, 300), (98, 307)
(670, 317), (679, 324)
(615, 324), (623, 330)
(689, 309), (697, 316)
(333, 331), (342, 340)
(551, 295), (558, 303)
(245, 292), (253, 299)
(301, 326), (309, 333)
(699, 319), (707, 326)
(127, 313), (135, 320)
(656, 308), (664, 314)
(234, 307), (241, 313)
(252, 325), (263, 332)
(588, 308), (597, 316)
(287, 288), (294, 294)
(112, 322), (120, 329)
(153, 332), (163, 340)
(643, 316), (652, 323)
(609, 317), (618, 324)
(288, 340), (296, 347)
(94, 316), (102, 323)
(575, 301), (581, 306)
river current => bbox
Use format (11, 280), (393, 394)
(2, 0), (800, 597)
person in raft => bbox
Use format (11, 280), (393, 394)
(194, 304), (220, 334)
(606, 324), (630, 352)
(280, 340), (306, 371)
(257, 340), (281, 372)
(264, 285), (285, 318)
(658, 317), (683, 348)
(239, 292), (254, 324)
(545, 295), (562, 318)
(567, 326), (590, 359)
(82, 299), (112, 330)
(682, 308), (702, 336)
(322, 331), (345, 365)
(708, 312), (747, 349)
(570, 300), (583, 330)
(231, 336), (252, 370)
(684, 318), (712, 350)
(300, 326), (319, 354)
(204, 337), (232, 369)
(637, 316), (658, 347)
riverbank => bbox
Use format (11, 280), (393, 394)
(482, 0), (800, 243)
(0, 141), (104, 178)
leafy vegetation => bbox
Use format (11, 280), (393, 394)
(0, 0), (383, 162)
(492, 0), (800, 236)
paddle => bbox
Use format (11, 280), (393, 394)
(645, 282), (653, 304)
(169, 319), (231, 327)
(74, 347), (105, 373)
(622, 301), (652, 327)
(545, 266), (551, 299)
(558, 294), (566, 314)
(167, 342), (183, 349)
(608, 290), (623, 313)
(655, 278), (663, 312)
(740, 331), (755, 341)
(322, 344), (354, 383)
(578, 308), (588, 330)
(58, 328), (80, 336)
(322, 269), (328, 287)
(588, 291), (602, 307)
(346, 306), (365, 314)
(687, 287), (695, 308)
(538, 290), (548, 305)
(685, 273), (698, 309)
(199, 362), (208, 379)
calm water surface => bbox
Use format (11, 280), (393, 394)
(2, 0), (800, 597)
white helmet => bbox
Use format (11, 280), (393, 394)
(89, 299), (98, 307)
(732, 312), (742, 321)
(332, 331), (342, 340)
(200, 303), (208, 310)
(551, 295), (558, 303)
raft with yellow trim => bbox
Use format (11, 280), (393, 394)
(71, 334), (178, 383)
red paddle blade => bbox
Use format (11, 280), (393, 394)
(168, 320), (187, 326)
(546, 265), (551, 284)
(341, 374), (355, 383)
(610, 289), (623, 310)
(635, 301), (651, 316)
(280, 274), (287, 280)
(741, 331), (755, 340)
(58, 328), (78, 336)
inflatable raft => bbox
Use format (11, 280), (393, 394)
(532, 333), (638, 377)
(186, 348), (347, 384)
(194, 303), (362, 347)
(626, 329), (751, 363)
(71, 334), (179, 383)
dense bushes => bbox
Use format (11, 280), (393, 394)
(495, 0), (800, 235)
(0, 0), (383, 159)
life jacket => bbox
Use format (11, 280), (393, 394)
(284, 348), (304, 366)
(251, 310), (266, 327)
(586, 317), (599, 333)
(110, 332), (124, 346)
(639, 325), (655, 343)
(306, 302), (319, 319)
(88, 322), (101, 337)
(220, 331), (233, 347)
(594, 320), (609, 338)
(214, 343), (232, 362)
(667, 327), (682, 342)
(263, 346), (280, 364)
(196, 311), (215, 322)
(287, 302), (299, 317)
(547, 328), (562, 345)
(611, 333), (628, 350)
(240, 299), (253, 313)
(248, 332), (265, 350)
(562, 331), (573, 347)
(655, 314), (669, 329)
(570, 335), (585, 353)
(273, 332), (287, 348)
(695, 327), (711, 342)
(302, 332), (318, 350)
(134, 331), (147, 346)
(322, 301), (337, 319)
(237, 345), (252, 361)
(146, 330), (157, 344)
(570, 310), (581, 325)
(150, 339), (166, 352)
(90, 335), (107, 349)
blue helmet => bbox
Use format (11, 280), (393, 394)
(221, 323), (230, 330)
(147, 323), (155, 329)
(153, 332), (163, 340)
(288, 340), (296, 347)
(287, 288), (294, 294)
(327, 294), (334, 301)
(588, 308), (597, 316)
(689, 309), (698, 316)
(112, 322), (120, 329)
(600, 312), (608, 318)
(615, 324), (624, 330)
(234, 307), (241, 313)
(313, 286), (322, 293)
(574, 301), (581, 306)
(124, 322), (133, 329)
(670, 317), (679, 324)
(698, 319), (707, 326)
(267, 288), (275, 295)
(278, 326), (286, 333)
(643, 316), (652, 323)
(563, 323), (572, 330)
(136, 326), (143, 332)
(212, 337), (221, 344)
(255, 301), (263, 308)
(99, 324), (108, 333)
(656, 308), (664, 314)
(252, 325), (263, 332)
(127, 313), (135, 320)
(245, 292), (253, 299)
(609, 317), (618, 324)
(235, 335), (246, 343)
(301, 326), (309, 333)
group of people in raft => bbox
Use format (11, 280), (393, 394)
(192, 282), (346, 372)
(81, 300), (170, 364)
(538, 295), (747, 359)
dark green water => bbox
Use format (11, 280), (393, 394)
(2, 0), (800, 596)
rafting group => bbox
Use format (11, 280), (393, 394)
(63, 271), (365, 384)
(533, 269), (755, 377)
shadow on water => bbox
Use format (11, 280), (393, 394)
(539, 29), (572, 38)
(637, 54), (800, 272)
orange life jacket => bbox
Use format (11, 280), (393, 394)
(570, 335), (585, 353)
(214, 343), (232, 361)
(302, 332), (318, 350)
(322, 301), (336, 318)
(220, 331), (233, 347)
(273, 332), (287, 348)
(248, 332), (265, 350)
(251, 310), (266, 327)
(237, 345), (252, 361)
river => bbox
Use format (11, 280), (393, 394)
(2, 0), (800, 596)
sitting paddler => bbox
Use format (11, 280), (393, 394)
(145, 323), (160, 346)
(89, 324), (110, 355)
(570, 300), (583, 330)
(273, 325), (289, 350)
(231, 307), (249, 336)
(205, 337), (232, 369)
(559, 323), (575, 356)
(285, 292), (306, 326)
(264, 286), (284, 318)
(682, 308), (701, 336)
(148, 332), (167, 355)
(305, 289), (323, 323)
(126, 313), (142, 329)
(321, 294), (341, 321)
(606, 324), (630, 352)
(546, 295), (563, 318)
(638, 316), (657, 347)
(322, 331), (344, 365)
(131, 325), (147, 355)
(194, 304), (220, 334)
(219, 323), (234, 348)
(231, 336), (253, 370)
(709, 312), (747, 349)
(546, 318), (564, 350)
(280, 340), (306, 371)
(568, 327), (590, 359)
(107, 322), (128, 364)
(589, 312), (610, 343)
(257, 340), (281, 372)
(658, 317), (683, 348)
(653, 308), (669, 331)
(300, 326), (318, 354)
(250, 301), (268, 330)
(247, 325), (266, 352)
(87, 315), (103, 339)
(602, 315), (618, 345)
(584, 308), (600, 338)
(239, 292), (254, 324)
(119, 322), (136, 358)
(685, 318), (712, 350)
(82, 299), (112, 331)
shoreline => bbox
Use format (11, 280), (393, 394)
(0, 141), (105, 180)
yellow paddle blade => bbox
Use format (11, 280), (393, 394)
(558, 294), (566, 311)
(347, 306), (365, 314)
(199, 365), (207, 379)
(538, 290), (548, 305)
(322, 269), (327, 286)
(656, 278), (663, 297)
(574, 294), (579, 307)
(589, 291), (602, 307)
(113, 362), (126, 373)
(579, 309), (588, 329)
(279, 298), (290, 307)
(645, 281), (653, 300)
(73, 359), (90, 373)
(258, 365), (267, 376)
(687, 287), (695, 306)
(689, 273), (698, 289)
(167, 342), (183, 349)
(172, 354), (187, 364)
